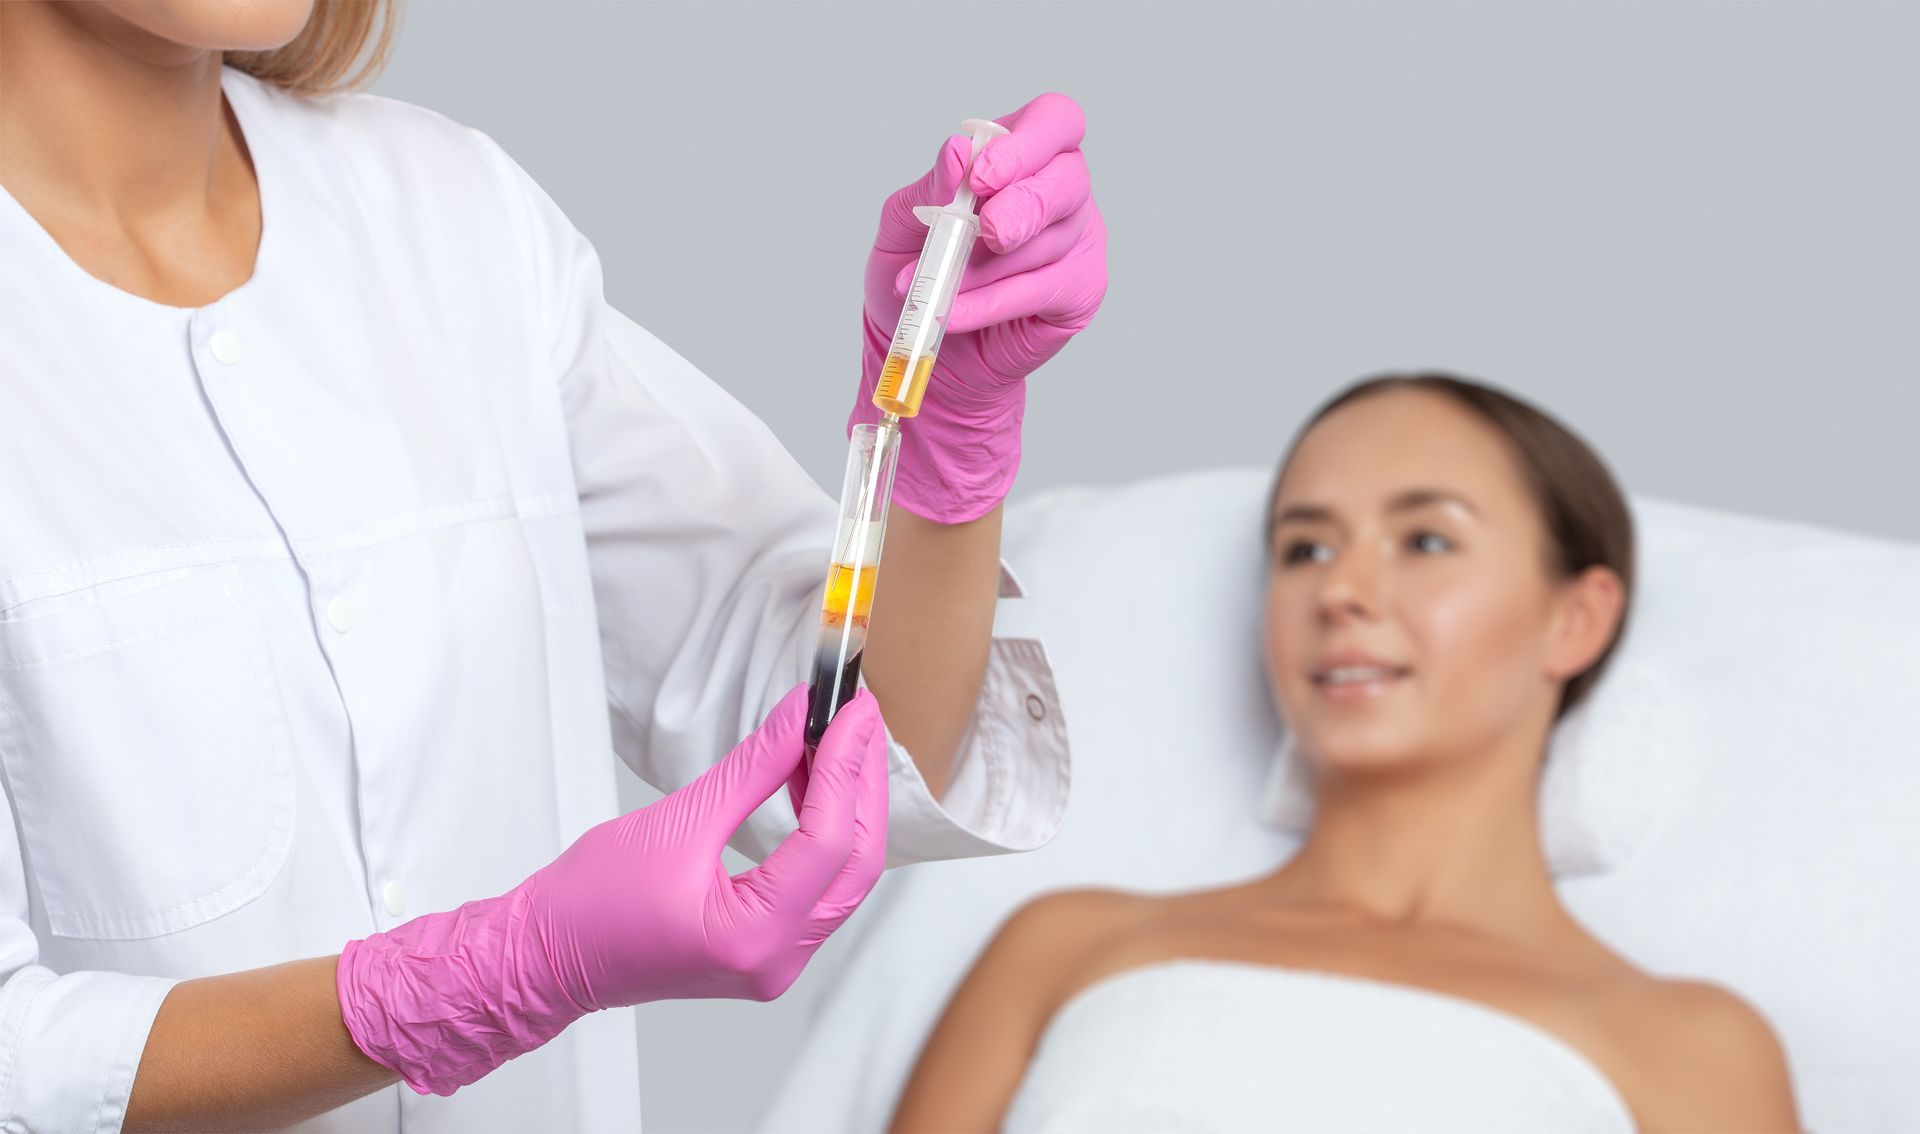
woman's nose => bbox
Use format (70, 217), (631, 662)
(1317, 546), (1383, 623)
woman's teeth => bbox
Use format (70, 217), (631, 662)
(1318, 666), (1403, 685)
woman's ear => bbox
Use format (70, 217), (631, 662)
(1545, 565), (1626, 682)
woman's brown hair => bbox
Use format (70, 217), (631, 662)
(1270, 372), (1635, 717)
(226, 0), (400, 97)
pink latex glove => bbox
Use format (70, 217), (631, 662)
(335, 685), (888, 1096)
(851, 92), (1108, 524)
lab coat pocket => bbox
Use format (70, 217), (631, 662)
(0, 562), (295, 939)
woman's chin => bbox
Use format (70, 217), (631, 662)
(1301, 730), (1432, 775)
(110, 0), (316, 52)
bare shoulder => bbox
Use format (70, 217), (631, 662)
(983, 889), (1163, 999)
(1000, 886), (1158, 935)
(1599, 976), (1800, 1132)
(890, 889), (1164, 1131)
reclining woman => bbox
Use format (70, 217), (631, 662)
(891, 374), (1800, 1133)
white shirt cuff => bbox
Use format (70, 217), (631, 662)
(881, 631), (1070, 868)
(0, 967), (177, 1133)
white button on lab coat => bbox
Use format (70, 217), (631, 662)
(0, 69), (1068, 1133)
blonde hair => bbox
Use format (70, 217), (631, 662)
(226, 0), (400, 96)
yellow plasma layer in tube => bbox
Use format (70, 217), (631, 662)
(872, 352), (935, 418)
(821, 562), (879, 626)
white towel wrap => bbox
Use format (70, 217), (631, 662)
(1004, 960), (1635, 1133)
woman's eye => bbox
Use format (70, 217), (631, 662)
(1409, 531), (1453, 555)
(1281, 540), (1331, 566)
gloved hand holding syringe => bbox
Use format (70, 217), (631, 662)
(803, 118), (1011, 765)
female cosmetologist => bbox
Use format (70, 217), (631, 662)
(0, 2), (1105, 1130)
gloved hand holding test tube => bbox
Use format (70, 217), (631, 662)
(802, 119), (1010, 765)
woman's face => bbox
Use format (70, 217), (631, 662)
(74, 1), (314, 55)
(1264, 388), (1615, 775)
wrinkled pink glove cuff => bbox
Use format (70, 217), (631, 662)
(337, 891), (582, 1097)
(334, 685), (888, 1098)
(848, 316), (1025, 525)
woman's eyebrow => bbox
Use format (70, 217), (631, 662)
(1271, 489), (1478, 532)
(1271, 502), (1337, 529)
(1388, 488), (1479, 516)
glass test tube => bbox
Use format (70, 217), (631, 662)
(803, 422), (901, 765)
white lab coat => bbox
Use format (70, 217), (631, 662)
(0, 68), (1067, 1133)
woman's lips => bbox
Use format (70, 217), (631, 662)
(1311, 664), (1412, 703)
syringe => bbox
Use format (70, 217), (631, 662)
(802, 118), (1009, 766)
(871, 117), (1010, 420)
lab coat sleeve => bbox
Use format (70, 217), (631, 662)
(0, 792), (178, 1133)
(471, 131), (1068, 865)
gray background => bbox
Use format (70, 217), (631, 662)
(376, 2), (1919, 1130)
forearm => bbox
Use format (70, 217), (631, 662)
(861, 503), (1003, 798)
(891, 914), (1051, 1132)
(125, 956), (396, 1133)
(892, 1029), (1024, 1134)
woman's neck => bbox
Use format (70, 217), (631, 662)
(1263, 723), (1572, 946)
(1, 3), (261, 306)
(0, 3), (233, 218)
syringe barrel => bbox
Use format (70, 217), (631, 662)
(872, 210), (981, 419)
(805, 422), (902, 756)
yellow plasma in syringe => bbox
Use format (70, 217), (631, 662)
(872, 352), (935, 418)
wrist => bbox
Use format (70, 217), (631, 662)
(336, 888), (584, 1096)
